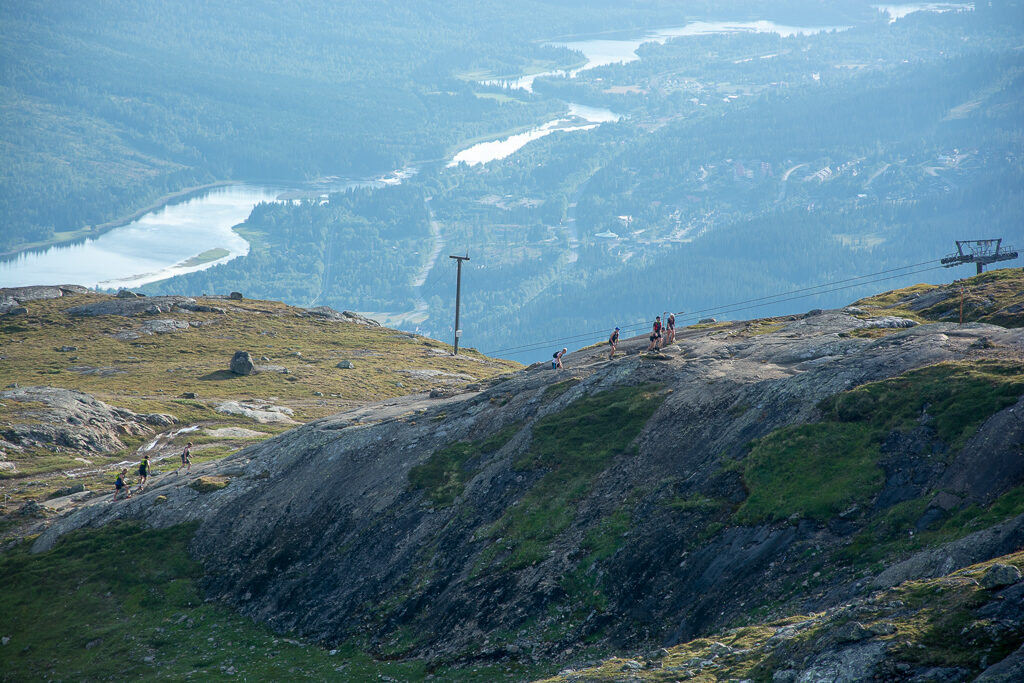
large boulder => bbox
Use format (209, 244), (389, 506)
(230, 351), (256, 376)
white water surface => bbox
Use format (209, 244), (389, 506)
(449, 104), (620, 167)
(483, 20), (848, 92)
(0, 174), (406, 290)
(873, 3), (974, 23)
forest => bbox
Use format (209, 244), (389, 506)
(0, 0), (887, 253)
(6, 1), (1023, 362)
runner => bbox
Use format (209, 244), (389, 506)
(113, 468), (132, 501)
(552, 347), (567, 370)
(136, 454), (150, 492)
(666, 312), (676, 344)
(176, 442), (193, 475)
(647, 316), (663, 351)
(608, 327), (620, 359)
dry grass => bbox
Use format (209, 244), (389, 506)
(0, 292), (520, 519)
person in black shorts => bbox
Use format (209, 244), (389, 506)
(647, 316), (662, 351)
(114, 468), (132, 501)
(552, 348), (567, 370)
(176, 442), (193, 475)
(136, 454), (150, 492)
(608, 327), (620, 359)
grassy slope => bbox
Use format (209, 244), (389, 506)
(0, 522), (552, 682)
(0, 291), (518, 526)
(854, 267), (1024, 328)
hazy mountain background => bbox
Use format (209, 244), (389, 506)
(2, 0), (1021, 362)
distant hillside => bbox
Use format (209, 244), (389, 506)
(10, 270), (1023, 681)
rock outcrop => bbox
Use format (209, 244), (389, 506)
(1, 386), (176, 455)
(67, 296), (225, 317)
(33, 309), (1024, 668)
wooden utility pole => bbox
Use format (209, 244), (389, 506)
(450, 254), (470, 355)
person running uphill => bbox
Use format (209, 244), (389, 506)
(552, 348), (567, 370)
(647, 316), (663, 351)
(136, 454), (150, 492)
(608, 327), (620, 359)
(113, 468), (132, 501)
(176, 442), (193, 475)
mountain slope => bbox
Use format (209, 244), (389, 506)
(29, 270), (1024, 678)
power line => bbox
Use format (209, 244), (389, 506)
(485, 260), (949, 357)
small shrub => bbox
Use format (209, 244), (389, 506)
(189, 476), (230, 493)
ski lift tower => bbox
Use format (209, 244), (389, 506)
(940, 239), (1018, 275)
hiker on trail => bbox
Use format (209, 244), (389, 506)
(136, 454), (150, 492)
(114, 468), (132, 501)
(552, 348), (567, 370)
(647, 316), (663, 351)
(666, 312), (676, 344)
(608, 327), (620, 359)
(176, 442), (193, 475)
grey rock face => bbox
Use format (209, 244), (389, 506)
(976, 642), (1024, 681)
(0, 386), (172, 455)
(980, 563), (1023, 590)
(67, 296), (198, 317)
(214, 401), (295, 424)
(0, 285), (81, 303)
(140, 319), (191, 335)
(872, 514), (1024, 589)
(33, 314), (1024, 664)
(229, 351), (255, 376)
(336, 360), (355, 369)
(796, 641), (886, 683)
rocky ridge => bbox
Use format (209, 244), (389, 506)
(33, 290), (1024, 679)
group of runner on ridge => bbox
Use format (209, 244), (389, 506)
(557, 311), (676, 367)
(112, 442), (192, 501)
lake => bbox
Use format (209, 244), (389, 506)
(0, 175), (405, 290)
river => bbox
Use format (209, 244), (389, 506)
(481, 19), (850, 93)
(448, 103), (620, 167)
(0, 173), (408, 290)
(453, 19), (847, 166)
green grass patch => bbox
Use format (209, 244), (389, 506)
(842, 485), (1024, 569)
(479, 384), (664, 572)
(407, 422), (521, 507)
(737, 360), (1024, 525)
(820, 360), (1024, 452)
(178, 247), (230, 267)
(737, 422), (881, 524)
(0, 522), (555, 682)
(557, 506), (634, 614)
(189, 475), (230, 493)
(854, 268), (1024, 328)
